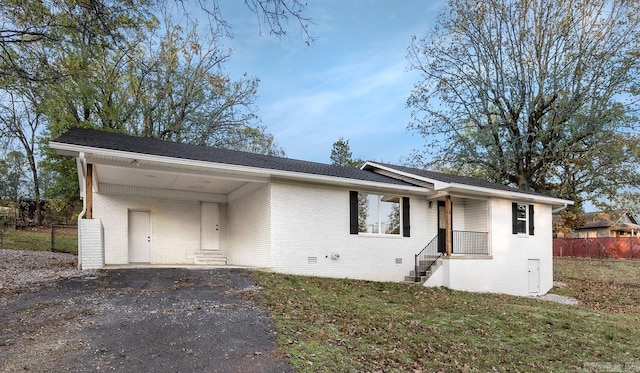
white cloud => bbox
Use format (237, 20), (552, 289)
(217, 1), (441, 162)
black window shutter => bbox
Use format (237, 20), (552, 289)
(529, 204), (535, 235)
(512, 202), (518, 234)
(349, 191), (358, 234)
(402, 197), (410, 237)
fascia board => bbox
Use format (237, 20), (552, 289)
(363, 161), (447, 188)
(439, 183), (574, 206)
(268, 175), (428, 195)
(50, 142), (430, 195)
(363, 161), (574, 207)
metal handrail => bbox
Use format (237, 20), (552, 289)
(452, 230), (489, 255)
(414, 234), (441, 282)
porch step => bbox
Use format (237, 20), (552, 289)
(404, 257), (443, 284)
(193, 251), (227, 266)
(404, 273), (431, 283)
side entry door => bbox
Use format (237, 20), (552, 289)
(129, 210), (151, 263)
(437, 201), (448, 254)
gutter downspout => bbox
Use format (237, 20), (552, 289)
(77, 152), (87, 218)
(552, 203), (568, 214)
(76, 152), (87, 269)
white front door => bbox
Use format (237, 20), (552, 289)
(528, 259), (540, 293)
(129, 210), (151, 263)
(201, 202), (219, 251)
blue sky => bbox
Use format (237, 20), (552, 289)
(217, 1), (444, 164)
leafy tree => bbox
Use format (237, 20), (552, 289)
(407, 0), (640, 211)
(1, 0), (155, 200)
(0, 150), (27, 200)
(330, 137), (370, 231)
(1, 0), (301, 199)
(0, 88), (44, 218)
(0, 0), (312, 82)
(330, 137), (364, 168)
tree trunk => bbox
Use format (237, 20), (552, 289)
(26, 149), (41, 225)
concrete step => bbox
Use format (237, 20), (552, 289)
(194, 251), (227, 265)
(404, 275), (430, 283)
(408, 269), (431, 278)
(405, 256), (443, 284)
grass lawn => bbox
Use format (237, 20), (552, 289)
(254, 258), (640, 372)
(0, 227), (77, 254)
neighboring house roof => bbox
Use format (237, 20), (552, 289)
(577, 210), (640, 232)
(50, 128), (573, 206)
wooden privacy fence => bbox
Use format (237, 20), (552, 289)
(553, 237), (640, 259)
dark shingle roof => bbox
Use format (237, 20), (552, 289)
(579, 210), (639, 229)
(51, 128), (411, 186)
(371, 163), (546, 197)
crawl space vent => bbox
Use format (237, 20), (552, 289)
(395, 258), (402, 264)
(308, 256), (318, 264)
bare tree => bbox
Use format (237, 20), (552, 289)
(407, 0), (640, 210)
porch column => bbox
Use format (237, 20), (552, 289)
(86, 163), (93, 219)
(445, 195), (452, 256)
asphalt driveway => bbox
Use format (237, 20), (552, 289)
(0, 268), (294, 372)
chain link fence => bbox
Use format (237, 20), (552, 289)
(554, 256), (640, 286)
(51, 224), (78, 254)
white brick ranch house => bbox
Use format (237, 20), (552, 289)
(50, 128), (572, 296)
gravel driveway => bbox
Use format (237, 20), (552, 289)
(0, 250), (293, 372)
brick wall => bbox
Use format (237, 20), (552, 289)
(94, 184), (203, 264)
(269, 181), (431, 282)
(426, 199), (554, 296)
(226, 183), (271, 267)
(78, 218), (104, 269)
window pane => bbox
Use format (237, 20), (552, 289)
(380, 197), (400, 234)
(516, 203), (527, 234)
(357, 193), (370, 233)
(356, 193), (401, 235)
(364, 194), (379, 233)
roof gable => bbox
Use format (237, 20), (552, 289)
(364, 162), (549, 198)
(579, 210), (639, 229)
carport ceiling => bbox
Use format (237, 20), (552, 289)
(95, 164), (249, 194)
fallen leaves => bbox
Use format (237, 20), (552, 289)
(254, 267), (640, 372)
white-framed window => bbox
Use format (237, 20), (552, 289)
(512, 202), (534, 235)
(350, 191), (410, 237)
(360, 193), (400, 235)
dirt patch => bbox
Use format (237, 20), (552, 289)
(0, 254), (293, 372)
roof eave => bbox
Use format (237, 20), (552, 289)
(50, 141), (430, 194)
(438, 183), (574, 207)
(363, 161), (574, 207)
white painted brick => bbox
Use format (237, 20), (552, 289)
(226, 184), (271, 267)
(86, 175), (554, 296)
(93, 188), (204, 264)
(268, 182), (431, 282)
(78, 218), (104, 269)
(425, 199), (553, 296)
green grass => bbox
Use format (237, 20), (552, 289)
(554, 256), (640, 286)
(254, 259), (640, 372)
(0, 228), (77, 254)
(553, 257), (640, 314)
